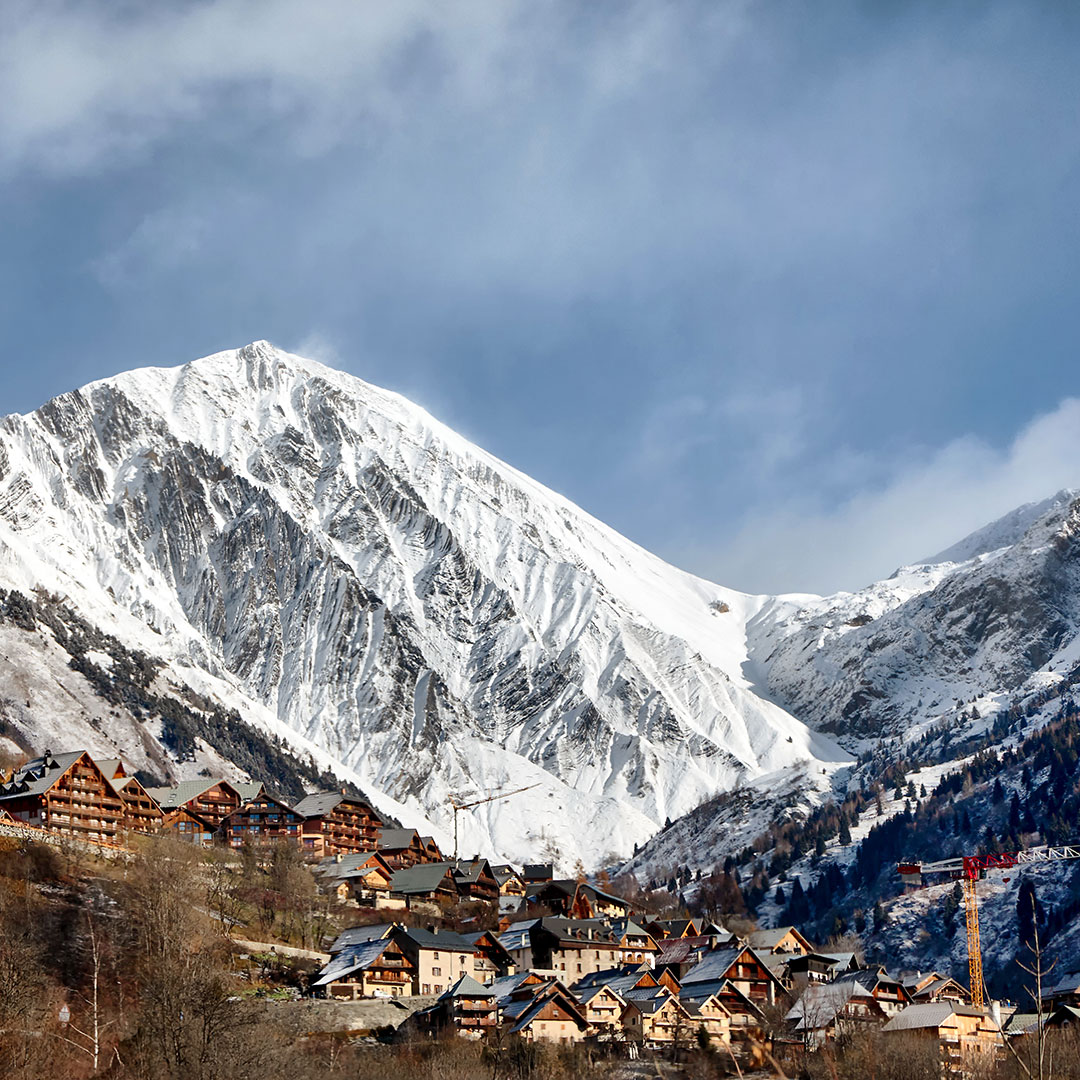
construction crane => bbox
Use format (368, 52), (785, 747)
(897, 844), (1080, 1007)
(449, 784), (537, 860)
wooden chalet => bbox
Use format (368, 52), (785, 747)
(312, 935), (415, 999)
(461, 930), (516, 981)
(160, 806), (214, 845)
(294, 790), (381, 856)
(376, 828), (432, 868)
(451, 858), (500, 903)
(218, 791), (302, 847)
(576, 983), (628, 1038)
(424, 974), (499, 1036)
(147, 779), (244, 829)
(322, 851), (396, 903)
(883, 1003), (1003, 1074)
(388, 862), (460, 909)
(507, 917), (658, 979)
(901, 971), (971, 1005)
(96, 758), (164, 834)
(682, 992), (733, 1048)
(744, 925), (814, 956)
(681, 944), (787, 1008)
(501, 979), (589, 1043)
(522, 863), (554, 885)
(528, 880), (632, 920)
(622, 990), (693, 1048)
(787, 979), (890, 1048)
(492, 864), (527, 897)
(0, 751), (124, 845)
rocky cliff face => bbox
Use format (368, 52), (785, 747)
(749, 491), (1080, 741)
(0, 342), (848, 868)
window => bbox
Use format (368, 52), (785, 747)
(432, 967), (441, 977)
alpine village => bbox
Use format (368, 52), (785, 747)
(0, 733), (1077, 1080)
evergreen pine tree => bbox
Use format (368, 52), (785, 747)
(838, 815), (852, 846)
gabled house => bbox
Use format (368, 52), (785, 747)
(423, 974), (499, 1037)
(147, 779), (243, 829)
(327, 922), (395, 955)
(323, 851), (396, 904)
(786, 979), (890, 1048)
(682, 945), (786, 1007)
(501, 978), (589, 1043)
(901, 971), (970, 1005)
(682, 992), (732, 1048)
(218, 791), (302, 847)
(375, 828), (430, 868)
(96, 759), (164, 835)
(744, 926), (814, 957)
(293, 790), (381, 856)
(882, 1003), (1003, 1074)
(388, 862), (460, 909)
(492, 864), (526, 897)
(1042, 968), (1080, 1010)
(0, 751), (125, 845)
(509, 917), (657, 979)
(527, 880), (632, 920)
(622, 990), (694, 1048)
(451, 858), (500, 903)
(311, 935), (415, 999)
(842, 968), (911, 1017)
(679, 978), (767, 1040)
(575, 983), (628, 1038)
(461, 930), (516, 981)
(522, 863), (553, 886)
(160, 805), (214, 846)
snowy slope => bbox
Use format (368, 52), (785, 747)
(748, 493), (1080, 742)
(0, 341), (850, 869)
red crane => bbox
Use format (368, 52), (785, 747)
(897, 844), (1080, 1007)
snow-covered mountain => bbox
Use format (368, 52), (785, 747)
(748, 490), (1080, 742)
(0, 341), (849, 868)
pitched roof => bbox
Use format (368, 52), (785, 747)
(312, 939), (396, 986)
(453, 858), (494, 885)
(0, 751), (87, 799)
(389, 862), (457, 896)
(441, 973), (493, 999)
(682, 948), (743, 985)
(396, 926), (474, 953)
(293, 790), (371, 818)
(498, 921), (539, 952)
(144, 779), (239, 809)
(487, 972), (541, 1005)
(745, 926), (810, 952)
(234, 780), (264, 803)
(95, 758), (124, 780)
(329, 923), (395, 953)
(786, 981), (878, 1031)
(883, 1003), (990, 1032)
(656, 936), (711, 966)
(378, 828), (421, 850)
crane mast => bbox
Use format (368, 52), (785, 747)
(449, 784), (537, 860)
(897, 843), (1080, 1008)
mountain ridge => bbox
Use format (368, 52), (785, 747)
(0, 341), (848, 868)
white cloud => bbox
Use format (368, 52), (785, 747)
(691, 398), (1080, 596)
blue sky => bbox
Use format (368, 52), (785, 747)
(2, 1), (1079, 594)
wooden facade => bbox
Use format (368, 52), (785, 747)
(219, 792), (302, 847)
(295, 791), (381, 856)
(0, 751), (124, 845)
